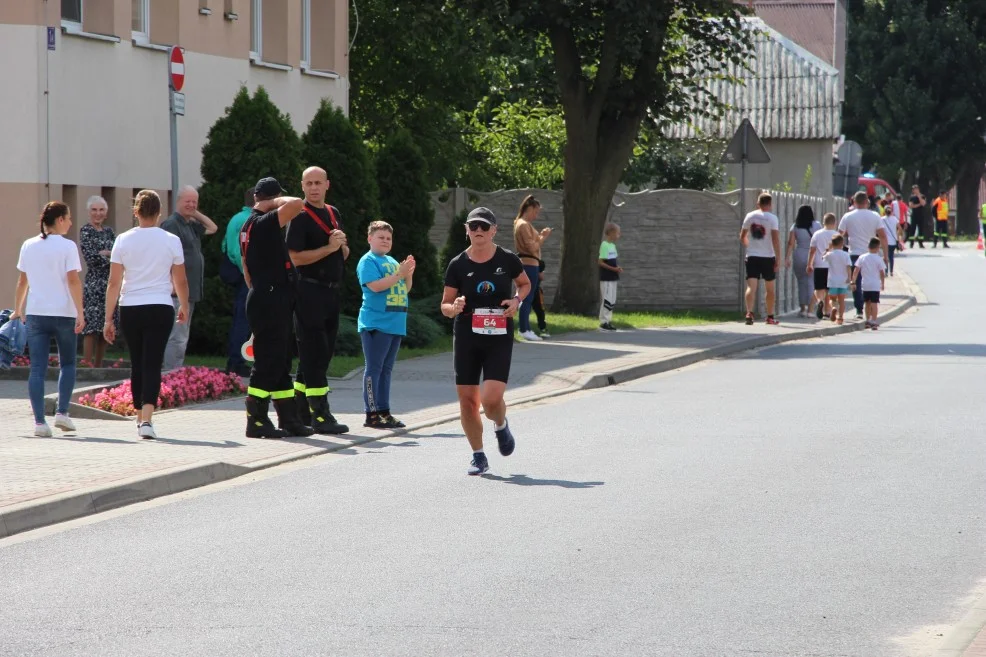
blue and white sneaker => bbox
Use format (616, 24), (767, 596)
(468, 452), (490, 476)
(495, 420), (515, 457)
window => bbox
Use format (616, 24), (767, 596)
(250, 0), (262, 58)
(132, 0), (149, 40)
(61, 0), (82, 25)
(300, 0), (310, 66)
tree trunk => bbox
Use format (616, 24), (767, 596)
(955, 159), (984, 236)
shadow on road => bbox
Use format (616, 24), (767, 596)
(481, 473), (605, 488)
(751, 343), (986, 360)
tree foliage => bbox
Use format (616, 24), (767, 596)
(375, 128), (442, 297)
(622, 133), (725, 192)
(193, 86), (303, 355)
(302, 101), (381, 316)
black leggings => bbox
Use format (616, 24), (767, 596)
(120, 304), (175, 409)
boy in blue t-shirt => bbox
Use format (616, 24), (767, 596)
(357, 221), (415, 429)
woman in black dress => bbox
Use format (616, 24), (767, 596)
(80, 195), (118, 367)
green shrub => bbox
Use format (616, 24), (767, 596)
(403, 312), (444, 349)
(439, 208), (470, 276)
(334, 315), (362, 357)
(411, 292), (453, 335)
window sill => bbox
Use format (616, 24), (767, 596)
(61, 24), (121, 44)
(249, 55), (292, 72)
(301, 65), (339, 80)
(132, 40), (170, 52)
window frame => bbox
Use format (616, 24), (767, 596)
(250, 0), (262, 60)
(300, 0), (311, 68)
(61, 0), (83, 28)
(131, 0), (150, 43)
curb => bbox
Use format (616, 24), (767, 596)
(935, 593), (986, 656)
(1, 293), (917, 540)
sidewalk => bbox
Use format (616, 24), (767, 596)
(0, 271), (917, 539)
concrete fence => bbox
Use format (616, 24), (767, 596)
(429, 188), (847, 314)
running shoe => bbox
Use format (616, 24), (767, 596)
(744, 313), (754, 325)
(468, 452), (490, 476)
(494, 420), (515, 456)
(54, 413), (76, 432)
(138, 422), (157, 440)
(815, 303), (824, 320)
(34, 423), (52, 438)
(600, 323), (617, 331)
(765, 316), (780, 325)
(382, 413), (406, 429)
(519, 331), (542, 341)
(855, 312), (864, 320)
(538, 331), (551, 339)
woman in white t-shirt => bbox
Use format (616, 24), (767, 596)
(103, 190), (190, 440)
(11, 202), (85, 437)
(879, 204), (899, 276)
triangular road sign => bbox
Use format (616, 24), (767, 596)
(720, 118), (771, 164)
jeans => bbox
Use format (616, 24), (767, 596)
(360, 330), (402, 413)
(163, 298), (194, 371)
(532, 286), (547, 332)
(849, 254), (863, 314)
(26, 315), (77, 424)
(887, 245), (897, 275)
(518, 264), (540, 333)
(120, 304), (174, 409)
(226, 281), (250, 371)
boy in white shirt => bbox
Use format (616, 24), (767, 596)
(851, 237), (887, 329)
(806, 212), (839, 320)
(823, 234), (852, 325)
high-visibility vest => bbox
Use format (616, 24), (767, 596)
(934, 199), (949, 220)
(980, 203), (986, 221)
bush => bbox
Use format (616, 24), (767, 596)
(375, 128), (441, 297)
(439, 209), (470, 276)
(192, 86), (303, 355)
(78, 367), (246, 416)
(301, 101), (380, 317)
(411, 292), (453, 335)
(334, 315), (362, 357)
(403, 312), (444, 349)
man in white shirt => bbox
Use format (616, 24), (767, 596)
(739, 192), (782, 325)
(838, 191), (888, 320)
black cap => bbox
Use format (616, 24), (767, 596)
(254, 177), (286, 198)
(466, 207), (497, 226)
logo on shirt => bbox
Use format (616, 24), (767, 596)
(494, 267), (505, 275)
(466, 271), (475, 277)
(476, 281), (495, 295)
(750, 223), (766, 240)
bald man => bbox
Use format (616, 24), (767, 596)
(161, 185), (218, 370)
(284, 166), (349, 434)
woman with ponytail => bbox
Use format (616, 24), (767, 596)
(11, 201), (84, 437)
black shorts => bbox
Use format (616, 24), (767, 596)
(745, 256), (776, 282)
(862, 291), (880, 303)
(813, 268), (829, 291)
(453, 325), (514, 386)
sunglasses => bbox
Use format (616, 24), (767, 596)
(467, 221), (492, 232)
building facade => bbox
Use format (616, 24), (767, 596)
(0, 0), (348, 305)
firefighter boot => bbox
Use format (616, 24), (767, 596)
(245, 395), (288, 439)
(273, 396), (315, 437)
(309, 395), (349, 435)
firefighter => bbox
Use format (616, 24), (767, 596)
(240, 177), (314, 438)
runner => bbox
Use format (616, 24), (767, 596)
(240, 178), (314, 439)
(739, 192), (781, 325)
(440, 207), (531, 475)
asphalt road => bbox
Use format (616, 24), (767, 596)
(2, 246), (985, 657)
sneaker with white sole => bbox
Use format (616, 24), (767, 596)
(519, 331), (542, 341)
(537, 331), (551, 339)
(34, 422), (53, 437)
(138, 422), (157, 440)
(468, 452), (490, 475)
(53, 414), (76, 432)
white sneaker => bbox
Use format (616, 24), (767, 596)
(54, 413), (76, 432)
(138, 422), (157, 440)
(34, 423), (53, 437)
(520, 331), (542, 341)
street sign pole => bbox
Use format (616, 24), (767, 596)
(740, 121), (748, 219)
(167, 46), (185, 214)
(169, 91), (179, 213)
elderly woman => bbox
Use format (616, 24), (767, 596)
(79, 195), (118, 367)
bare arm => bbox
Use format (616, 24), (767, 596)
(877, 227), (888, 260)
(241, 255), (251, 290)
(12, 272), (28, 319)
(739, 228), (749, 246)
(193, 211), (218, 236)
(785, 231), (796, 262)
(66, 270), (84, 321)
(441, 285), (464, 318)
(104, 263), (123, 321)
(504, 271), (532, 318)
(806, 246), (817, 273)
(172, 263), (190, 315)
(274, 197), (306, 228)
(598, 259), (621, 273)
(771, 230), (782, 270)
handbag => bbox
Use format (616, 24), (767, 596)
(219, 247), (244, 286)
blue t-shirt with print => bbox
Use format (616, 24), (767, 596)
(357, 251), (409, 336)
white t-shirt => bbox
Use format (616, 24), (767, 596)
(742, 210), (780, 258)
(16, 234), (82, 318)
(880, 215), (898, 246)
(854, 252), (885, 292)
(838, 209), (885, 256)
(111, 227), (184, 307)
(809, 229), (839, 268)
(823, 249), (852, 287)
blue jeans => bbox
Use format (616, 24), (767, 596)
(360, 330), (402, 413)
(518, 264), (540, 333)
(226, 281), (250, 371)
(26, 315), (77, 424)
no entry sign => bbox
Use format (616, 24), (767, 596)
(169, 46), (185, 92)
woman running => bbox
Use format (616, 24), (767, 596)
(441, 207), (531, 475)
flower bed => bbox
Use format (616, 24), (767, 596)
(11, 355), (127, 368)
(78, 367), (246, 417)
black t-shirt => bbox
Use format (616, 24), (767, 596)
(909, 195), (925, 222)
(444, 246), (524, 334)
(284, 203), (345, 282)
(241, 209), (295, 287)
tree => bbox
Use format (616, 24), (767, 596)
(455, 1), (751, 312)
(375, 129), (442, 296)
(622, 133), (725, 192)
(301, 101), (380, 315)
(193, 86), (303, 355)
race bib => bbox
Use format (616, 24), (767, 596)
(472, 308), (507, 335)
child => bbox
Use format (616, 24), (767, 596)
(806, 212), (839, 320)
(823, 234), (852, 325)
(598, 223), (622, 331)
(851, 237), (886, 329)
(357, 221), (415, 429)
